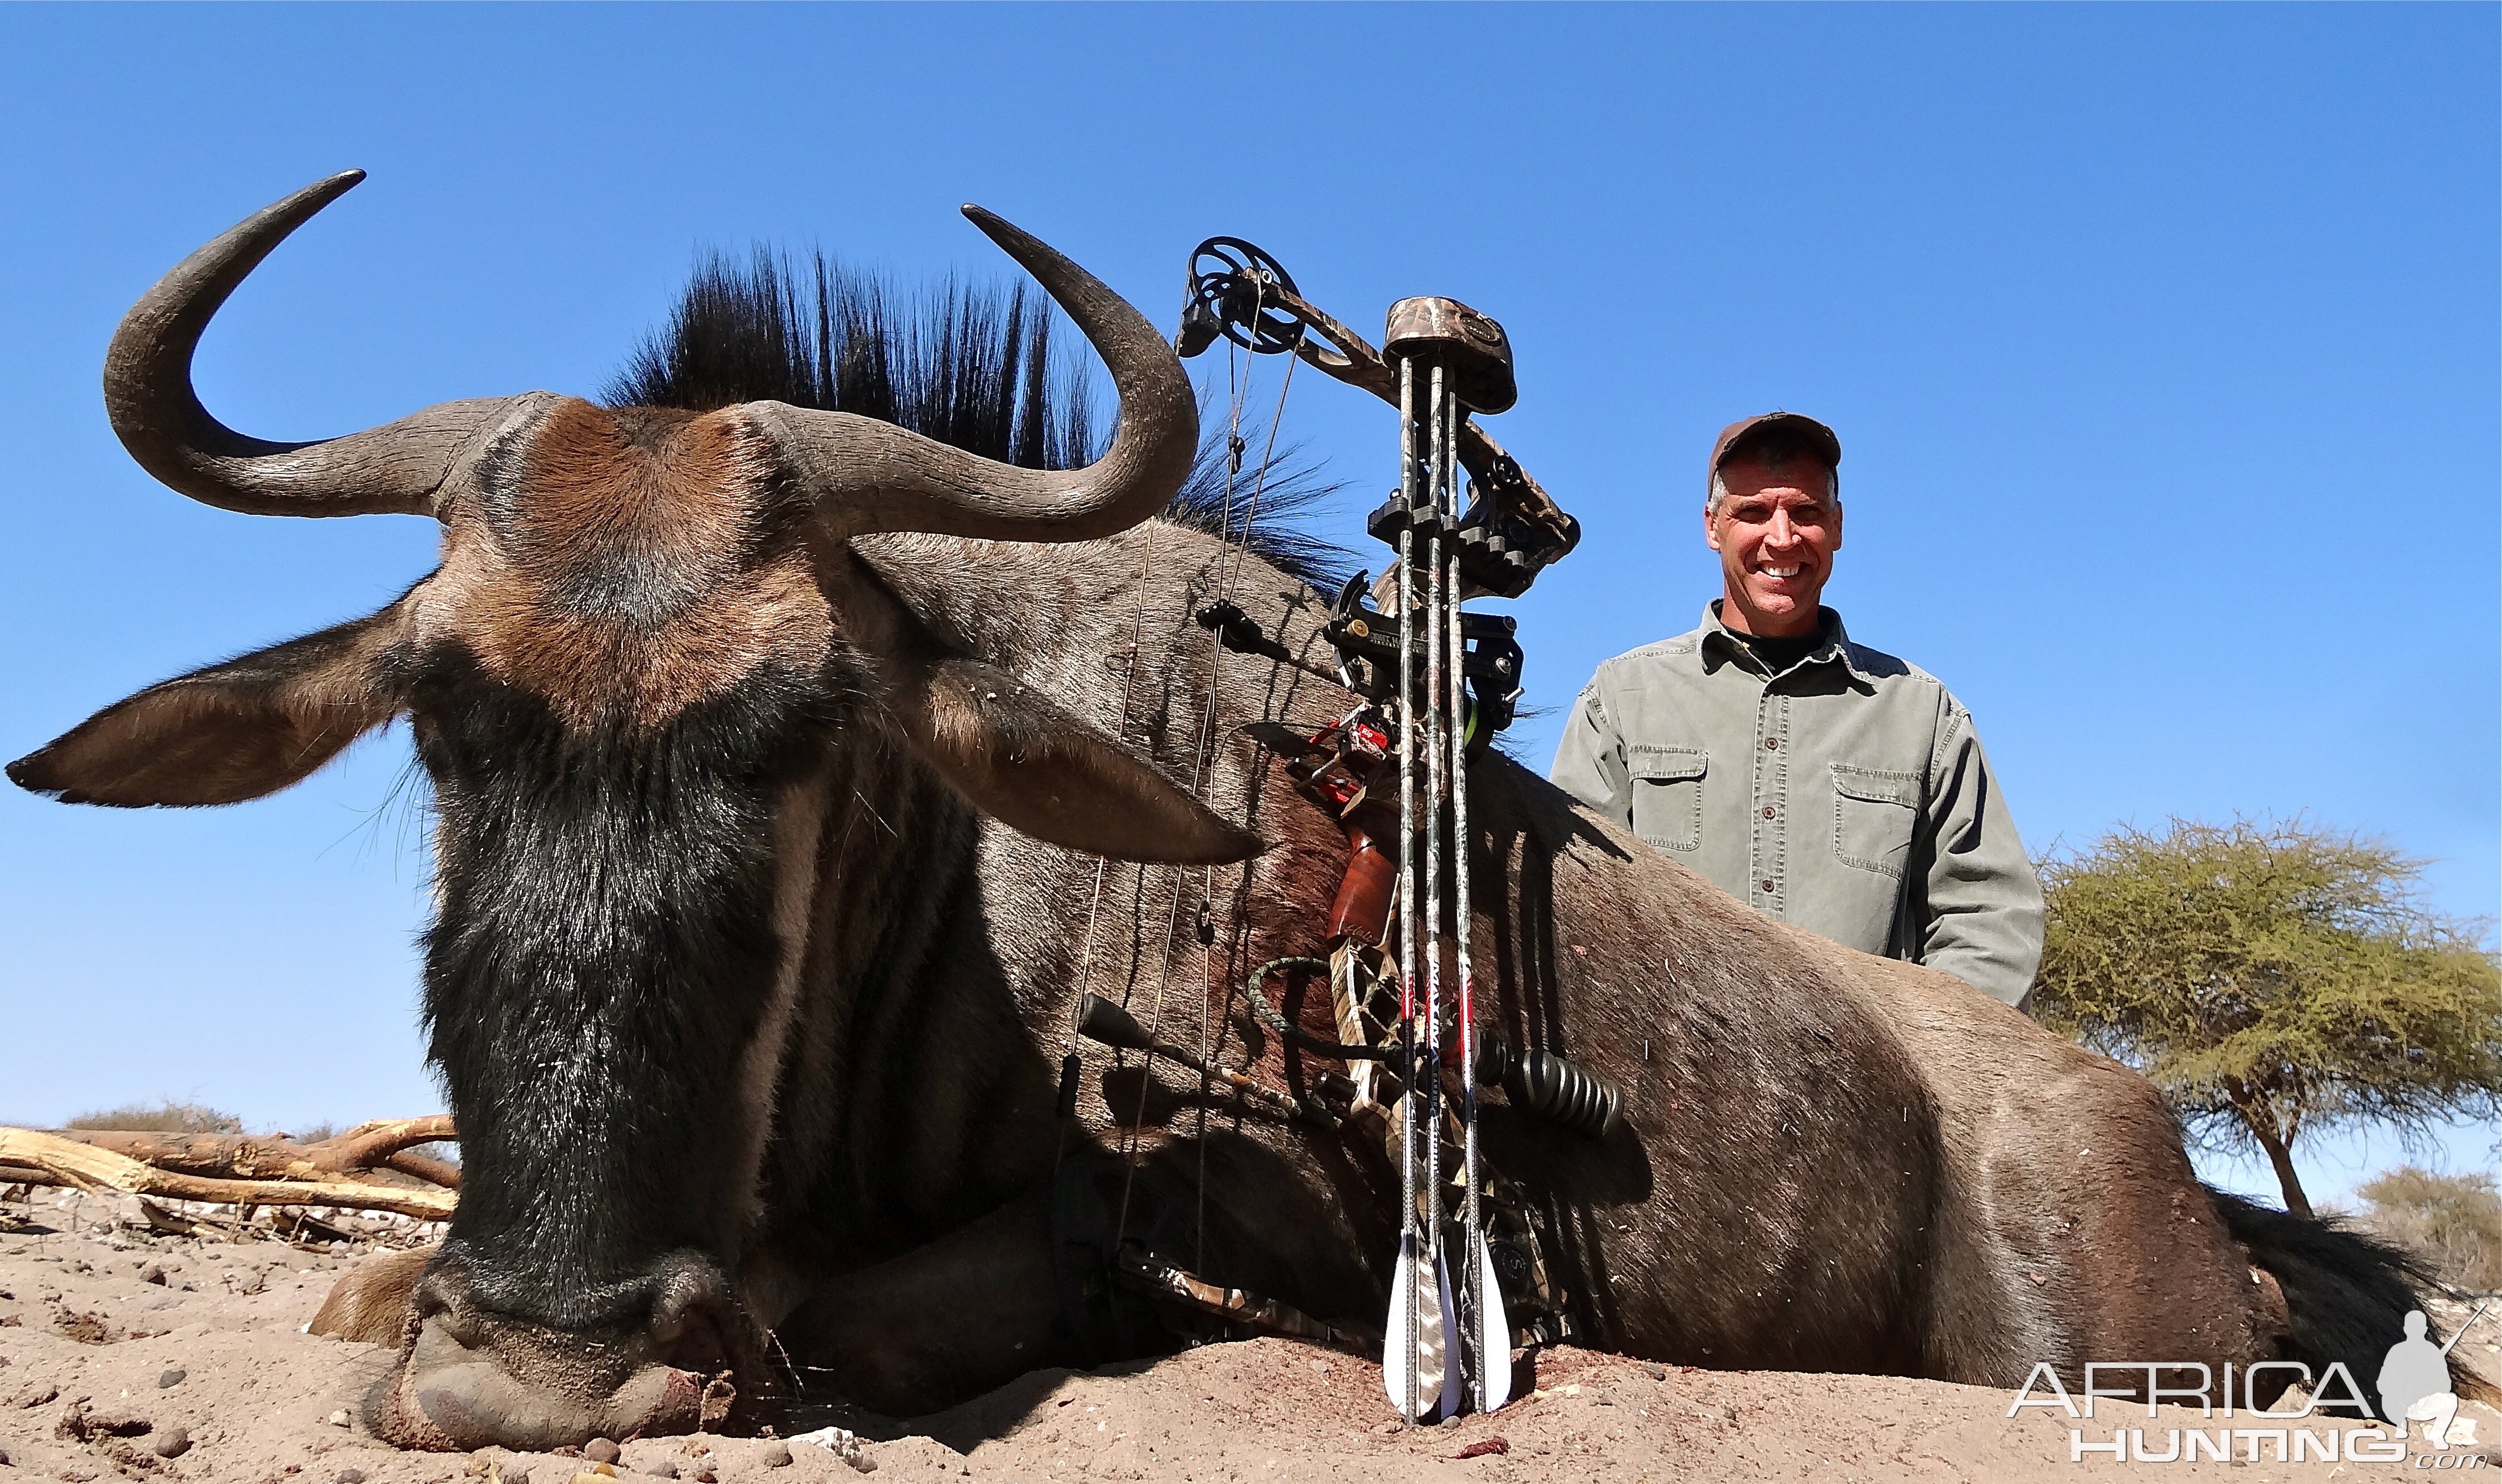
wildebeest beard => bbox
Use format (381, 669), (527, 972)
(411, 642), (856, 1345)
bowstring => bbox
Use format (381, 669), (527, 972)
(1052, 348), (1179, 1189)
(1185, 339), (1302, 1271)
(1111, 278), (1296, 1262)
(1060, 280), (1260, 1075)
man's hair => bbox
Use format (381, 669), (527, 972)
(1707, 429), (1840, 515)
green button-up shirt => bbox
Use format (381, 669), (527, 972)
(1549, 603), (2044, 1007)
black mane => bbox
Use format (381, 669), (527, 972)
(608, 250), (1349, 586)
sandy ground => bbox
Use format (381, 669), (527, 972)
(5, 1186), (2496, 1483)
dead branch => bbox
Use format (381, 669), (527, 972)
(382, 1150), (463, 1188)
(0, 1127), (454, 1221)
(312, 1116), (458, 1176)
(44, 1114), (458, 1190)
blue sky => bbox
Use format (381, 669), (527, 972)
(1, 5), (2492, 1204)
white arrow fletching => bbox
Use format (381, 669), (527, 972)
(1436, 1247), (1463, 1420)
(1473, 1231), (1513, 1411)
(1382, 1234), (1414, 1415)
(1381, 1232), (1447, 1420)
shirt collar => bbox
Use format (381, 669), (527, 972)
(1699, 601), (1875, 682)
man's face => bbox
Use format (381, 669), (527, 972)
(1704, 454), (1842, 638)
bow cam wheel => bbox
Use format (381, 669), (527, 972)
(1185, 237), (1307, 357)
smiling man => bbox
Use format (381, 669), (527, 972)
(1550, 412), (2044, 1007)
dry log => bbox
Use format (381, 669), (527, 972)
(0, 1127), (454, 1221)
(47, 1115), (458, 1190)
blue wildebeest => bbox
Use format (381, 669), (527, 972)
(14, 174), (2446, 1452)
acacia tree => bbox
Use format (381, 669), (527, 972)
(2030, 818), (2501, 1218)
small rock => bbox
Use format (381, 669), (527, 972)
(692, 1470), (716, 1484)
(496, 1470), (530, 1484)
(1641, 1363), (1666, 1381)
(1438, 1414), (1461, 1428)
(1311, 1359), (1330, 1376)
(646, 1464), (680, 1480)
(55, 1398), (152, 1442)
(762, 1440), (793, 1468)
(338, 1470), (366, 1484)
(142, 1267), (168, 1286)
(584, 1439), (621, 1466)
(153, 1424), (193, 1459)
(1373, 1420), (1403, 1436)
(158, 1369), (186, 1389)
(328, 1409), (353, 1428)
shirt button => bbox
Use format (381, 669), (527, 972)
(1763, 807), (1776, 819)
(1764, 737), (1780, 750)
(1760, 879), (1776, 892)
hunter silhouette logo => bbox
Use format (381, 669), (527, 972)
(2383, 1306), (2484, 1453)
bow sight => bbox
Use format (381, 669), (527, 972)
(1177, 236), (1589, 1425)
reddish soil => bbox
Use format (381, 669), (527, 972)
(5, 1187), (2495, 1483)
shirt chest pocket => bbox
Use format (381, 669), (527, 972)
(1830, 763), (1922, 879)
(1629, 747), (1707, 853)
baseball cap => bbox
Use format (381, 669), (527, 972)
(1708, 412), (1842, 492)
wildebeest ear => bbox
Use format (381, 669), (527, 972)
(889, 654), (1262, 865)
(8, 603), (408, 808)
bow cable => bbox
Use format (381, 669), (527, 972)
(1110, 291), (1300, 1254)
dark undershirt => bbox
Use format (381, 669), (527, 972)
(1726, 627), (1822, 675)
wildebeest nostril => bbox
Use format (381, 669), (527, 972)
(648, 1260), (727, 1334)
(407, 1274), (489, 1352)
(647, 1273), (736, 1371)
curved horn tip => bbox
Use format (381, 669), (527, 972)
(292, 169), (369, 210)
(958, 205), (1040, 254)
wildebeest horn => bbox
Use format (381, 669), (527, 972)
(104, 170), (534, 518)
(750, 206), (1199, 542)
